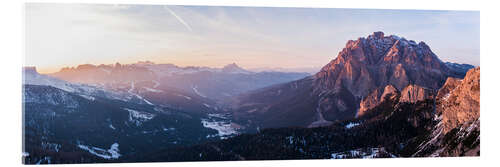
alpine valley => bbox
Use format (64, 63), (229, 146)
(22, 32), (479, 164)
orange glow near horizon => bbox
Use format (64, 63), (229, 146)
(26, 4), (480, 75)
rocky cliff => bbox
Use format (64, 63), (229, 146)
(438, 67), (480, 133)
(412, 67), (480, 157)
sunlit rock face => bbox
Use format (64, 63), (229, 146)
(358, 84), (399, 117)
(312, 31), (461, 123)
(412, 67), (480, 157)
(314, 31), (454, 96)
(438, 67), (480, 133)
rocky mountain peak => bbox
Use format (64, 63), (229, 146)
(310, 32), (461, 122)
(369, 31), (385, 39)
(314, 32), (455, 93)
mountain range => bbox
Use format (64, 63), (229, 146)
(22, 32), (479, 164)
(50, 62), (309, 101)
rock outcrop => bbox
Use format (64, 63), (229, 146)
(399, 84), (434, 103)
(412, 67), (480, 157)
(358, 85), (399, 117)
(438, 67), (480, 133)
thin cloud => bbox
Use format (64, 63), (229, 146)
(164, 5), (193, 32)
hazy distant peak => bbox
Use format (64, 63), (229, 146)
(76, 64), (98, 70)
(221, 63), (251, 74)
(135, 61), (155, 66)
(23, 66), (38, 75)
(222, 63), (240, 69)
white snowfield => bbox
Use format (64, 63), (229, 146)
(77, 143), (121, 159)
(124, 108), (155, 126)
(201, 114), (238, 139)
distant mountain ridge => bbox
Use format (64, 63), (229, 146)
(50, 62), (310, 101)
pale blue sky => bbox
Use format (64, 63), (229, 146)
(26, 3), (479, 73)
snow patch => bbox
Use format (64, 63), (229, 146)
(41, 142), (61, 152)
(128, 81), (135, 93)
(201, 114), (238, 139)
(176, 94), (192, 100)
(143, 87), (163, 93)
(77, 143), (121, 159)
(79, 94), (95, 101)
(141, 97), (154, 105)
(163, 127), (175, 131)
(203, 103), (211, 108)
(152, 80), (160, 88)
(35, 156), (51, 164)
(124, 108), (155, 126)
(192, 85), (207, 98)
(345, 122), (360, 129)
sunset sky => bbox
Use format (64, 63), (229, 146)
(25, 3), (480, 74)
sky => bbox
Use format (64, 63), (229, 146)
(25, 3), (480, 74)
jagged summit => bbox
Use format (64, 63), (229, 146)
(314, 31), (454, 97)
(370, 31), (385, 39)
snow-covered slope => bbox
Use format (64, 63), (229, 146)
(23, 67), (148, 104)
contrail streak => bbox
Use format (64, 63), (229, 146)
(164, 5), (193, 32)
